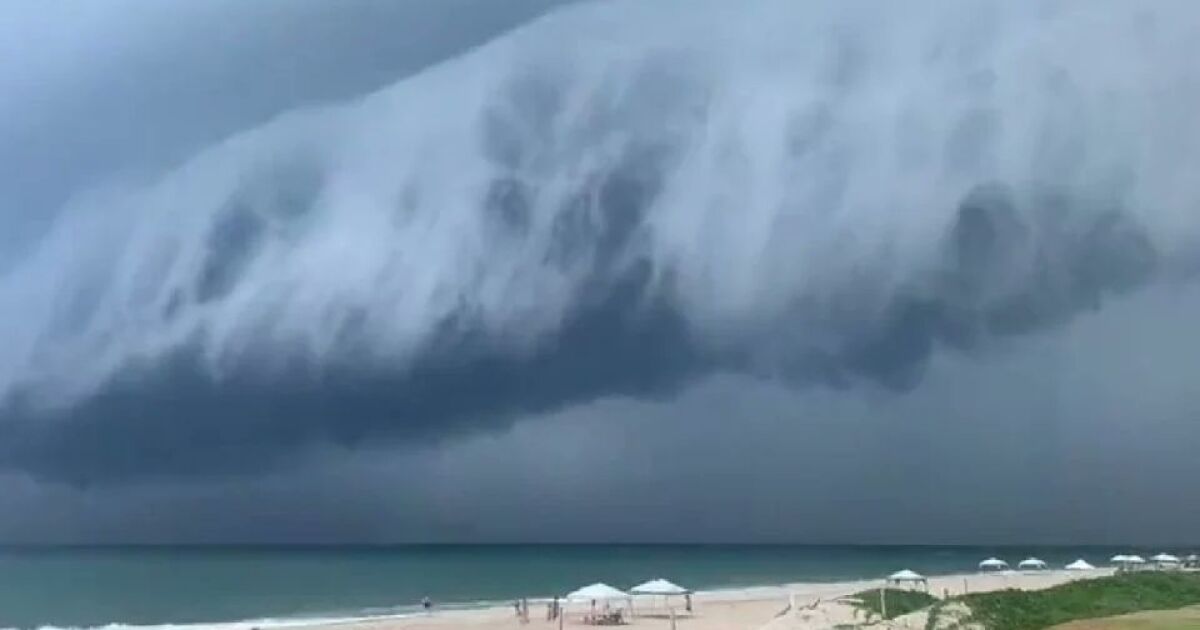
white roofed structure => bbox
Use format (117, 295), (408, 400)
(1018, 557), (1048, 570)
(629, 578), (692, 617)
(563, 583), (633, 625)
(979, 557), (1009, 571)
(888, 569), (925, 581)
(886, 569), (928, 591)
(630, 579), (690, 595)
(566, 583), (629, 602)
(1065, 559), (1095, 571)
(1152, 553), (1181, 568)
(1111, 554), (1146, 571)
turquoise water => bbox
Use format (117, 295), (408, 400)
(0, 545), (1170, 629)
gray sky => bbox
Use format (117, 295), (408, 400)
(0, 0), (574, 262)
(1, 0), (1199, 543)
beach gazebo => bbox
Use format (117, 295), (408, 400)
(978, 557), (1009, 572)
(630, 579), (692, 616)
(564, 583), (632, 624)
(1111, 554), (1140, 571)
(1151, 553), (1181, 569)
(1185, 554), (1199, 569)
(1017, 557), (1048, 571)
(1116, 555), (1147, 572)
(887, 569), (928, 591)
(1065, 559), (1095, 571)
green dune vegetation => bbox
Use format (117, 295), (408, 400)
(923, 572), (1200, 630)
(848, 587), (940, 621)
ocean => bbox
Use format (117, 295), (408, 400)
(0, 544), (1161, 629)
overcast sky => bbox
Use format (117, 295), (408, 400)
(1, 0), (1199, 544)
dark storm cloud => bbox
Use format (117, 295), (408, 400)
(4, 284), (1200, 544)
(1, 0), (1199, 495)
(0, 182), (1160, 482)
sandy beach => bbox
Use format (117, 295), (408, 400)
(302, 569), (1113, 630)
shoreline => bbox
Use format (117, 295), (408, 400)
(0, 568), (1122, 630)
(3, 545), (1177, 630)
(291, 569), (1115, 630)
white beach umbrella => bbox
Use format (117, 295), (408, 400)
(1065, 559), (1095, 571)
(1125, 555), (1146, 565)
(979, 557), (1009, 570)
(630, 579), (690, 595)
(566, 583), (630, 602)
(1152, 553), (1180, 566)
(1018, 557), (1048, 570)
(1110, 554), (1130, 564)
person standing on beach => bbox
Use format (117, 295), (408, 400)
(422, 596), (432, 614)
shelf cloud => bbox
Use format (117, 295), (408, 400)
(1, 0), (1199, 495)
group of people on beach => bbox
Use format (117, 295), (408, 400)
(511, 597), (562, 623)
(418, 594), (563, 622)
(424, 591), (688, 621)
(512, 598), (529, 623)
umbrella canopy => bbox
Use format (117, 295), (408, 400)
(1065, 559), (1095, 571)
(1110, 554), (1130, 563)
(566, 583), (629, 602)
(1125, 555), (1147, 564)
(1186, 554), (1198, 562)
(1152, 553), (1180, 564)
(630, 579), (690, 595)
(979, 557), (1009, 570)
(1018, 557), (1048, 570)
(888, 569), (926, 582)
